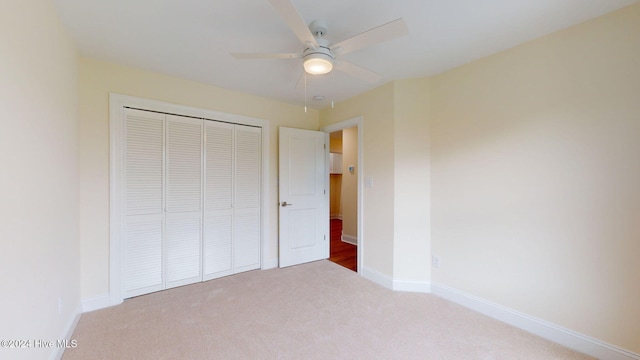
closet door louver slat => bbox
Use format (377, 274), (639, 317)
(123, 109), (164, 297)
(165, 115), (203, 289)
(234, 126), (261, 272)
(203, 122), (234, 280)
(124, 111), (164, 216)
(123, 220), (163, 297)
(166, 217), (202, 285)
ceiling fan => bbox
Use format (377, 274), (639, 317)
(231, 0), (409, 83)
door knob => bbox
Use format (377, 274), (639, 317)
(280, 201), (293, 207)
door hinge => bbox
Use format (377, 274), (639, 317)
(324, 143), (326, 149)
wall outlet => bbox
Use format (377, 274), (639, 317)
(432, 256), (441, 269)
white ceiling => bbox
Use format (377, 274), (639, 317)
(53, 0), (637, 109)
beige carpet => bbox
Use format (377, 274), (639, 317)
(64, 260), (592, 359)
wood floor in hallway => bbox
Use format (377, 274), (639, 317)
(329, 219), (357, 272)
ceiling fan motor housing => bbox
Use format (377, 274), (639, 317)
(309, 19), (328, 37)
(303, 37), (334, 75)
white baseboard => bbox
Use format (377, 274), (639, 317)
(51, 302), (82, 360)
(262, 258), (278, 270)
(82, 294), (112, 313)
(341, 234), (357, 246)
(361, 267), (431, 294)
(360, 265), (393, 290)
(393, 278), (431, 293)
(330, 214), (342, 220)
(83, 259), (280, 315)
(431, 282), (640, 360)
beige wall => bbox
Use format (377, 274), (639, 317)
(0, 1), (80, 359)
(329, 175), (342, 218)
(341, 127), (358, 241)
(78, 58), (318, 299)
(430, 3), (640, 352)
(320, 83), (396, 276)
(329, 133), (343, 153)
(320, 3), (639, 353)
(320, 80), (432, 282)
(393, 79), (431, 282)
(2, 0), (635, 355)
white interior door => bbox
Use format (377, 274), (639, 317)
(278, 127), (328, 267)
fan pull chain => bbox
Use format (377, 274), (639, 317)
(304, 72), (308, 113)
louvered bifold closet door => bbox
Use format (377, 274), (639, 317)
(165, 115), (203, 289)
(234, 125), (261, 272)
(123, 109), (165, 298)
(203, 121), (234, 280)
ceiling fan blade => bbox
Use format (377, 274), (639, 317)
(268, 0), (319, 48)
(334, 61), (382, 83)
(332, 18), (408, 55)
(231, 52), (302, 59)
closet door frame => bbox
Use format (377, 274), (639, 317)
(109, 93), (270, 306)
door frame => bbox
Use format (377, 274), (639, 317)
(108, 93), (270, 307)
(320, 117), (363, 274)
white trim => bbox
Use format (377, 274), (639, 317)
(341, 234), (357, 246)
(321, 117), (363, 275)
(262, 257), (279, 269)
(258, 119), (270, 272)
(51, 302), (82, 360)
(393, 279), (431, 293)
(82, 294), (112, 313)
(431, 282), (640, 360)
(109, 93), (270, 306)
(324, 132), (331, 260)
(360, 265), (393, 290)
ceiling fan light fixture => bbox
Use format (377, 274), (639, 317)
(303, 52), (334, 75)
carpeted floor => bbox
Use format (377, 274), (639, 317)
(63, 260), (592, 359)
